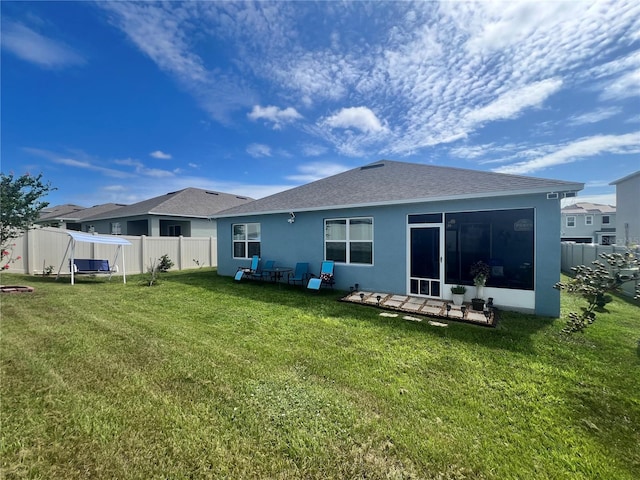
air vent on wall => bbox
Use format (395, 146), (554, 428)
(547, 192), (559, 199)
(563, 192), (576, 198)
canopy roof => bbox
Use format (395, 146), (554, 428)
(67, 231), (131, 246)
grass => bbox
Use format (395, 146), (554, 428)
(1, 269), (639, 479)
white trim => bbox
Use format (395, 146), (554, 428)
(406, 220), (444, 299)
(585, 215), (593, 226)
(232, 222), (261, 259)
(324, 217), (374, 265)
(212, 185), (584, 219)
(566, 215), (576, 227)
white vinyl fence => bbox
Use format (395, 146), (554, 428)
(561, 242), (639, 298)
(2, 227), (217, 276)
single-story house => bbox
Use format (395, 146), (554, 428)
(560, 202), (616, 245)
(36, 203), (128, 231)
(214, 160), (584, 317)
(79, 188), (253, 237)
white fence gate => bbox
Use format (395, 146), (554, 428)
(2, 227), (217, 276)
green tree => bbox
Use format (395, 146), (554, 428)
(554, 251), (640, 333)
(1, 172), (55, 256)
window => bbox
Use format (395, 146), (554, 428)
(325, 217), (373, 264)
(585, 215), (593, 226)
(111, 222), (121, 235)
(566, 216), (576, 228)
(602, 235), (615, 245)
(602, 215), (610, 224)
(233, 223), (260, 258)
(168, 225), (182, 237)
(445, 209), (534, 290)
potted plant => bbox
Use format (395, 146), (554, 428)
(450, 284), (466, 306)
(470, 260), (490, 299)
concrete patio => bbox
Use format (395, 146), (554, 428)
(341, 291), (497, 327)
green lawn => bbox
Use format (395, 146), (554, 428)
(1, 269), (639, 479)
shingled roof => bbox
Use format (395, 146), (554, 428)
(82, 188), (253, 221)
(214, 160), (584, 217)
(38, 204), (86, 221)
(561, 202), (616, 214)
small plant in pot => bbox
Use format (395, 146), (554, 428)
(451, 285), (466, 306)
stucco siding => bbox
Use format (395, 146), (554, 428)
(615, 174), (640, 247)
(218, 192), (563, 317)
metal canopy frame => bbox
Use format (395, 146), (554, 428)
(56, 231), (132, 285)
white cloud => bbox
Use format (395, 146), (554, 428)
(567, 107), (622, 126)
(248, 105), (302, 129)
(53, 158), (131, 178)
(100, 2), (256, 124)
(322, 107), (387, 133)
(285, 162), (350, 183)
(150, 150), (172, 159)
(1, 21), (85, 69)
(114, 158), (174, 177)
(600, 69), (640, 101)
(246, 143), (272, 158)
(466, 78), (563, 125)
(301, 144), (328, 157)
(493, 132), (640, 175)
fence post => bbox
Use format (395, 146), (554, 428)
(210, 236), (214, 268)
(141, 235), (147, 273)
(178, 235), (184, 270)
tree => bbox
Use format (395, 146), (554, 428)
(554, 251), (640, 334)
(1, 172), (55, 257)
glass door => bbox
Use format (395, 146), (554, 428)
(409, 226), (441, 297)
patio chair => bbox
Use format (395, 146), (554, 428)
(307, 261), (335, 290)
(252, 259), (275, 281)
(234, 255), (259, 281)
(288, 262), (310, 286)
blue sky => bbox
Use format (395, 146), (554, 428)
(2, 1), (639, 208)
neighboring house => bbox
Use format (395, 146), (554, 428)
(79, 188), (253, 237)
(560, 202), (616, 245)
(36, 204), (87, 229)
(214, 160), (583, 317)
(610, 171), (640, 248)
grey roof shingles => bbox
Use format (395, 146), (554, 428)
(214, 160), (584, 217)
(561, 202), (616, 214)
(82, 188), (253, 222)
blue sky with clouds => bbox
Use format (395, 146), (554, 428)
(2, 1), (639, 208)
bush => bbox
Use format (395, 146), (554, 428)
(158, 254), (174, 273)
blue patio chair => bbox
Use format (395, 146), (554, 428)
(307, 261), (335, 290)
(234, 255), (259, 281)
(252, 259), (275, 281)
(288, 262), (309, 286)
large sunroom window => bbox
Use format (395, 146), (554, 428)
(445, 209), (534, 290)
(325, 218), (373, 264)
(233, 223), (261, 258)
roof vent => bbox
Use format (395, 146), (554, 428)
(360, 163), (385, 171)
(236, 196), (247, 200)
(547, 192), (559, 200)
(205, 191), (219, 195)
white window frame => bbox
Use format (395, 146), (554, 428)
(324, 217), (373, 265)
(232, 223), (261, 259)
(111, 222), (121, 235)
(566, 216), (576, 228)
(585, 215), (593, 226)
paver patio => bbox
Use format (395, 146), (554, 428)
(341, 291), (496, 327)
